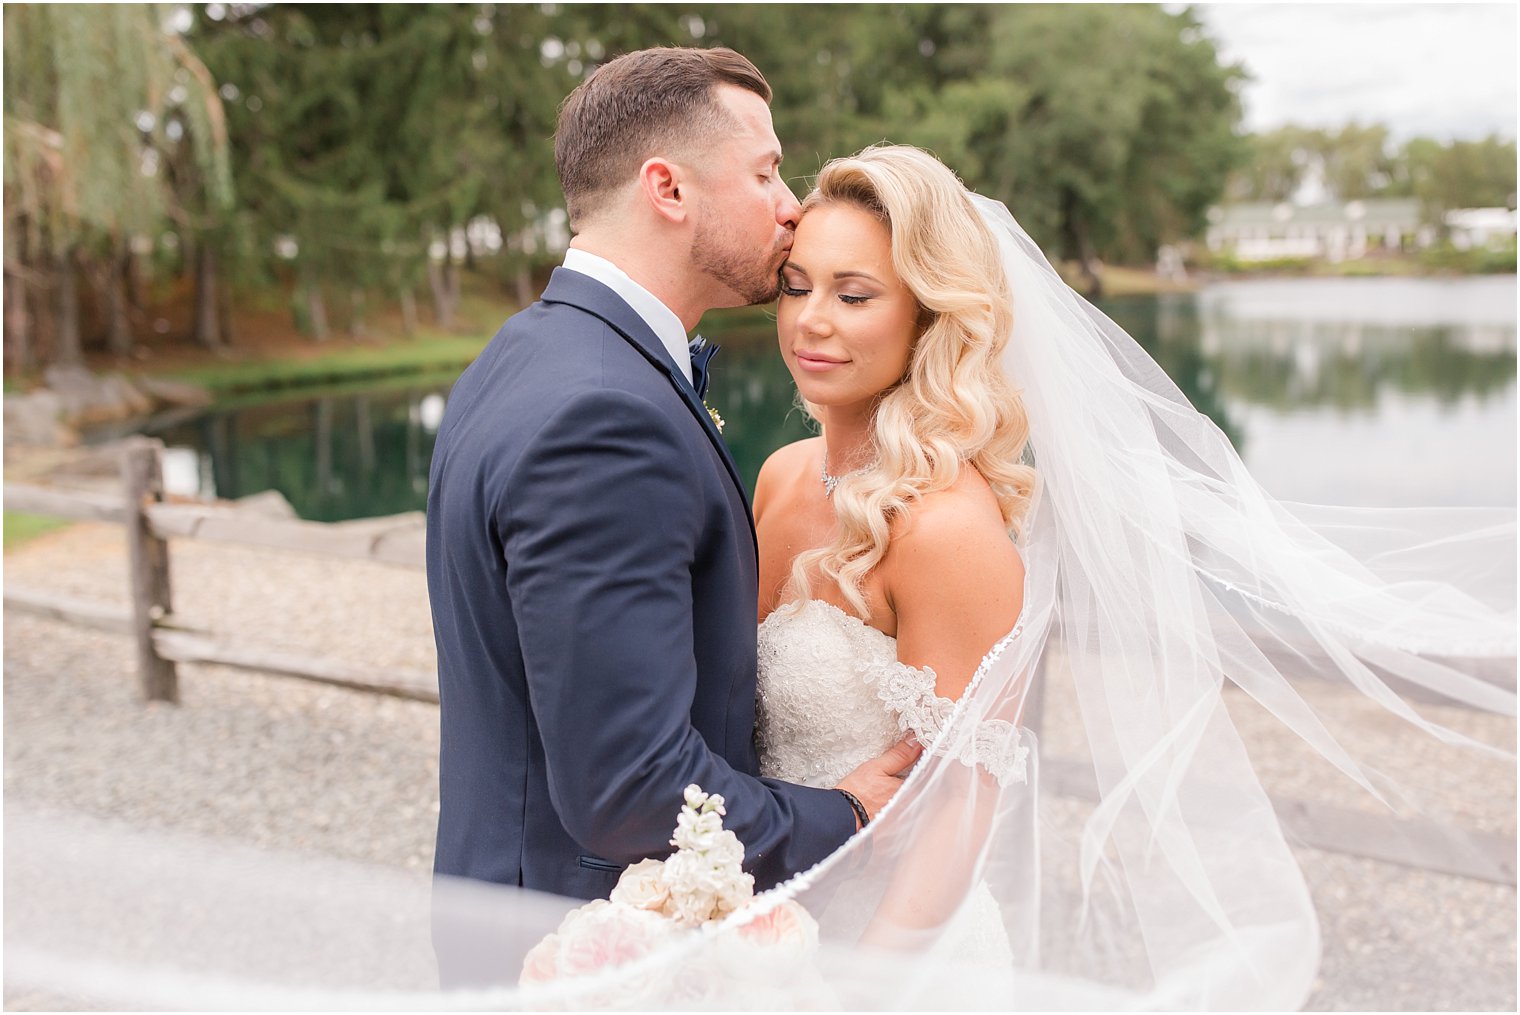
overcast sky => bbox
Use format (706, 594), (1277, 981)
(1189, 3), (1517, 141)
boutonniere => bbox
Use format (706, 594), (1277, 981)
(704, 400), (726, 434)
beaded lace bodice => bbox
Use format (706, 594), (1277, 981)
(754, 598), (1025, 970)
(755, 599), (1027, 790)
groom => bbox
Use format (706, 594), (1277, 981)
(427, 46), (915, 934)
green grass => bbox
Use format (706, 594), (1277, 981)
(202, 367), (469, 414)
(164, 330), (493, 396)
(1198, 245), (1519, 279)
(4, 510), (72, 550)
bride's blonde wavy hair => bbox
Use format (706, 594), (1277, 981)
(788, 145), (1038, 617)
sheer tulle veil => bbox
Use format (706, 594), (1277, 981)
(6, 193), (1514, 1010)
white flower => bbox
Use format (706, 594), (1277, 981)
(610, 858), (671, 912)
(520, 783), (816, 989)
(706, 829), (745, 866)
(716, 868), (755, 912)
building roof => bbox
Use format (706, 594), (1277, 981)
(1209, 198), (1422, 229)
(1444, 207), (1517, 229)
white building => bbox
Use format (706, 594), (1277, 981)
(1444, 207), (1518, 250)
(1205, 199), (1428, 263)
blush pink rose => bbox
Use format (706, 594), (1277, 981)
(555, 903), (673, 978)
(737, 900), (819, 950)
(517, 934), (561, 984)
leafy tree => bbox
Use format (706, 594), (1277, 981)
(1317, 123), (1397, 200)
(6, 3), (1262, 369)
(456, 5), (581, 311)
(193, 5), (579, 339)
(1393, 135), (1517, 221)
(4, 3), (229, 368)
(858, 5), (1246, 292)
(1228, 125), (1516, 220)
(545, 3), (1246, 290)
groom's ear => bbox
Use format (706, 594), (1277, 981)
(638, 157), (689, 225)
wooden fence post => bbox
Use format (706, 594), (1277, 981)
(120, 437), (177, 703)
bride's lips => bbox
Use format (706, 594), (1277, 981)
(794, 350), (848, 373)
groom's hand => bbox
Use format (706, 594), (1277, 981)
(836, 738), (923, 829)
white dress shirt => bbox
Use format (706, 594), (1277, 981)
(561, 248), (692, 385)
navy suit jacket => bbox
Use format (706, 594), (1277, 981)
(426, 269), (855, 907)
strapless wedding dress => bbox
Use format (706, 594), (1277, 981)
(755, 598), (1025, 968)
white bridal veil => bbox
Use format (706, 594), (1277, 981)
(6, 197), (1515, 1010)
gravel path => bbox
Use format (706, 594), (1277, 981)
(4, 521), (1514, 1010)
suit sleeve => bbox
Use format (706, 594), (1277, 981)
(498, 387), (855, 885)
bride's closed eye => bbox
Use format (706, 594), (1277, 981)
(779, 275), (873, 305)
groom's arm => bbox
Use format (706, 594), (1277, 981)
(499, 386), (856, 886)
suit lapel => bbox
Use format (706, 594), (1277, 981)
(540, 269), (757, 553)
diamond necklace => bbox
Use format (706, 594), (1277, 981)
(820, 453), (873, 498)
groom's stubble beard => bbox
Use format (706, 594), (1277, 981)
(691, 199), (790, 307)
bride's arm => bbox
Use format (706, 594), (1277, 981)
(860, 484), (1025, 948)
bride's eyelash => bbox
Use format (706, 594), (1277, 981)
(778, 282), (870, 305)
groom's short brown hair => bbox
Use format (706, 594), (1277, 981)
(554, 47), (772, 229)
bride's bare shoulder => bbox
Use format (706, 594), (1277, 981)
(886, 468), (1024, 587)
(755, 437), (822, 517)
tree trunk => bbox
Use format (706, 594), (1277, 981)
(1062, 189), (1103, 299)
(304, 278), (330, 342)
(6, 266), (33, 374)
(399, 287), (418, 337)
(122, 246), (142, 312)
(347, 288), (367, 339)
(514, 263), (533, 309)
(91, 250), (133, 358)
(218, 275), (235, 348)
(193, 240), (223, 350)
(462, 227), (477, 271)
(427, 256), (455, 330)
(106, 264), (132, 357)
(55, 246), (82, 365)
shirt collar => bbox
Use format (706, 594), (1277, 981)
(561, 248), (692, 385)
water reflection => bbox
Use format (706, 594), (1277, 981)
(146, 375), (454, 522)
(1105, 276), (1515, 506)
(700, 321), (819, 493)
(136, 277), (1516, 518)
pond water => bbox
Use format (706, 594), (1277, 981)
(133, 275), (1516, 520)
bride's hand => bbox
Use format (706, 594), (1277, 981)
(835, 738), (922, 829)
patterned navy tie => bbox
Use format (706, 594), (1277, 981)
(688, 335), (719, 401)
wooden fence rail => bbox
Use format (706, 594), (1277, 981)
(5, 436), (429, 705)
(4, 482), (130, 524)
(3, 437), (1514, 884)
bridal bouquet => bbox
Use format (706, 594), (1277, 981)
(519, 785), (819, 987)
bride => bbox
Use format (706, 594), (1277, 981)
(752, 145), (1035, 962)
(740, 143), (1514, 1006)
